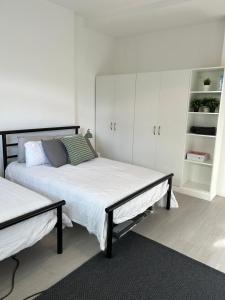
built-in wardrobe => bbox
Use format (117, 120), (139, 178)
(95, 67), (225, 201)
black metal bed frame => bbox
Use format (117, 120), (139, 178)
(0, 125), (173, 258)
(0, 126), (79, 256)
(0, 200), (66, 254)
(0, 126), (80, 175)
(105, 173), (173, 258)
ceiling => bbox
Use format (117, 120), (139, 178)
(49, 0), (225, 37)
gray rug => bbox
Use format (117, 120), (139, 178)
(38, 232), (225, 299)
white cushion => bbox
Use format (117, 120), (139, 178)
(18, 134), (75, 163)
(25, 141), (49, 167)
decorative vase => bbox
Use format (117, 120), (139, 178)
(203, 85), (210, 91)
(202, 106), (210, 113)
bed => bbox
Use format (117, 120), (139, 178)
(1, 126), (177, 258)
(0, 177), (65, 261)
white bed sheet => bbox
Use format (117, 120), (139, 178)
(6, 158), (178, 250)
(0, 178), (57, 261)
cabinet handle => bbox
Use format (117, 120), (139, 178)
(158, 126), (161, 135)
(114, 122), (116, 131)
(153, 126), (156, 135)
(110, 122), (113, 130)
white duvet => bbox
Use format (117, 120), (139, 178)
(0, 178), (57, 261)
(6, 158), (178, 250)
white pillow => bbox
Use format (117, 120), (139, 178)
(25, 141), (49, 167)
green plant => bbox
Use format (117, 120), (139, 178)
(202, 98), (210, 107)
(202, 98), (219, 112)
(191, 99), (202, 112)
(204, 78), (211, 85)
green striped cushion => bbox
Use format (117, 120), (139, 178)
(62, 135), (95, 166)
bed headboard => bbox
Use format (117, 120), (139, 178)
(0, 125), (80, 173)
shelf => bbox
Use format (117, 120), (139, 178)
(188, 112), (219, 115)
(184, 159), (213, 167)
(186, 133), (216, 138)
(190, 91), (222, 94)
(182, 181), (210, 193)
(191, 67), (224, 72)
(182, 67), (224, 201)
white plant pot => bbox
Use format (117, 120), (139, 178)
(203, 85), (210, 91)
(202, 106), (210, 113)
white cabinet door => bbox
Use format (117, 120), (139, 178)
(95, 75), (115, 159)
(133, 72), (160, 169)
(155, 70), (191, 186)
(113, 74), (136, 163)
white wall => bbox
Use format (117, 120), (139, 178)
(217, 30), (225, 196)
(0, 0), (115, 137)
(75, 17), (115, 135)
(114, 20), (225, 73)
(0, 0), (75, 173)
(0, 0), (76, 130)
(0, 1), (115, 174)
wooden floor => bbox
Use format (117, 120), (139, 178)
(1, 192), (225, 299)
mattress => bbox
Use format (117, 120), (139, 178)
(0, 178), (57, 261)
(6, 158), (178, 250)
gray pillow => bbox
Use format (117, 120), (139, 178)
(17, 134), (74, 163)
(85, 137), (98, 158)
(42, 139), (68, 167)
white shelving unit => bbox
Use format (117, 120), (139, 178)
(188, 112), (219, 115)
(175, 67), (225, 201)
(186, 133), (216, 138)
(190, 91), (222, 94)
(184, 159), (213, 167)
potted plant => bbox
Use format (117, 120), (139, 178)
(207, 98), (219, 113)
(191, 99), (202, 112)
(201, 98), (210, 112)
(202, 98), (219, 113)
(203, 78), (211, 91)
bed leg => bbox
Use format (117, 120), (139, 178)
(2, 134), (7, 177)
(57, 206), (63, 254)
(106, 211), (113, 258)
(166, 177), (172, 210)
